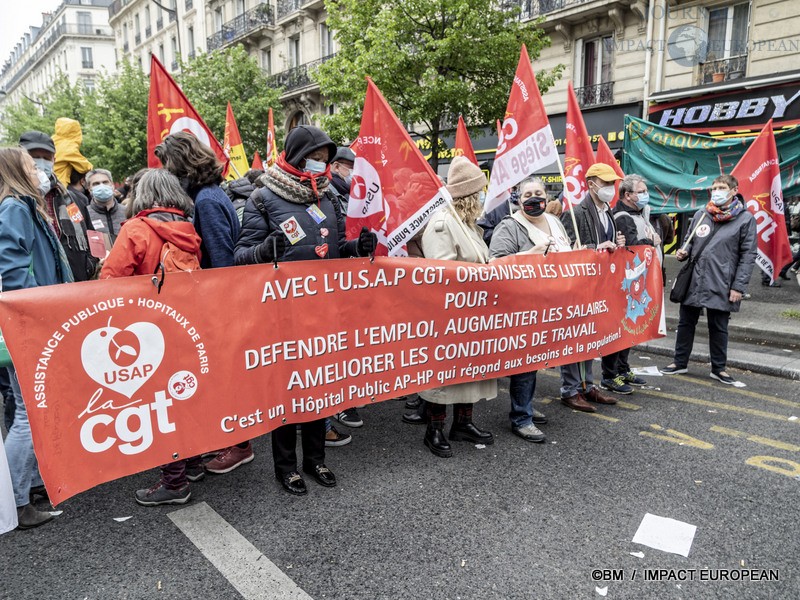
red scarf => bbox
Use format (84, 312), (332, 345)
(276, 152), (331, 199)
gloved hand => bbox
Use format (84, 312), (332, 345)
(357, 226), (378, 256)
(255, 230), (286, 263)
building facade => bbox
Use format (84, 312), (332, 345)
(0, 0), (117, 107)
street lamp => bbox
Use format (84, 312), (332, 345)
(151, 0), (182, 63)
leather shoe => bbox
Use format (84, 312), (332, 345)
(561, 393), (596, 413)
(16, 503), (54, 529)
(424, 425), (453, 458)
(449, 422), (494, 445)
(303, 464), (336, 487)
(276, 471), (307, 495)
(585, 387), (617, 405)
(404, 395), (421, 409)
(402, 410), (427, 425)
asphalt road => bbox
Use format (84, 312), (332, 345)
(2, 352), (799, 600)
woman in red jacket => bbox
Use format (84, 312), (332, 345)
(100, 169), (203, 506)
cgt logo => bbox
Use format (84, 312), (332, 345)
(81, 318), (165, 398)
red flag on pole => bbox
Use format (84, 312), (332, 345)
(454, 115), (479, 166)
(223, 102), (250, 180)
(146, 55), (227, 170)
(252, 151), (264, 170)
(266, 107), (278, 168)
(563, 81), (595, 210)
(731, 119), (793, 283)
(485, 45), (559, 215)
(595, 135), (625, 207)
(349, 78), (451, 256)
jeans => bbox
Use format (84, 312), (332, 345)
(560, 360), (595, 398)
(1, 368), (15, 431)
(674, 304), (730, 373)
(509, 371), (537, 428)
(4, 367), (43, 507)
(601, 348), (631, 380)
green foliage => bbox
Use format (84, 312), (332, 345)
(178, 45), (284, 162)
(315, 0), (564, 168)
(1, 73), (84, 144)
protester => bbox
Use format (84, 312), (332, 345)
(0, 147), (74, 528)
(19, 131), (98, 281)
(52, 117), (93, 188)
(329, 146), (355, 213)
(417, 156), (496, 456)
(86, 168), (126, 244)
(559, 163), (625, 410)
(477, 188), (519, 244)
(489, 176), (571, 437)
(600, 174), (658, 394)
(123, 168), (149, 219)
(662, 175), (757, 385)
(235, 125), (376, 494)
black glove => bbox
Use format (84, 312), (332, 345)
(357, 226), (377, 256)
(255, 231), (286, 263)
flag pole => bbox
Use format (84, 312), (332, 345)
(554, 153), (582, 248)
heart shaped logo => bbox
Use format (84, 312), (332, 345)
(81, 320), (165, 398)
(315, 244), (329, 258)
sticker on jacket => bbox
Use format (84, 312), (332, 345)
(92, 219), (105, 231)
(695, 223), (711, 238)
(66, 203), (84, 223)
(279, 216), (307, 245)
(306, 204), (327, 224)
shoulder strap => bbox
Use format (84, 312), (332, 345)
(689, 221), (722, 264)
(252, 189), (270, 224)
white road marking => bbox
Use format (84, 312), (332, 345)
(169, 502), (313, 600)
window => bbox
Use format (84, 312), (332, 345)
(135, 14), (140, 35)
(81, 47), (93, 69)
(289, 111), (306, 129)
(145, 7), (151, 28)
(261, 47), (272, 74)
(288, 35), (300, 68)
(171, 36), (178, 61)
(187, 26), (195, 54)
(122, 22), (128, 45)
(236, 0), (245, 15)
(83, 78), (95, 93)
(707, 3), (750, 60)
(575, 35), (614, 107)
(215, 7), (223, 32)
(159, 44), (165, 63)
(77, 12), (92, 35)
(320, 23), (334, 57)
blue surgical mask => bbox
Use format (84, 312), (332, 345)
(478, 191), (486, 205)
(305, 159), (327, 174)
(710, 190), (730, 206)
(344, 175), (352, 187)
(635, 192), (650, 209)
(33, 158), (54, 176)
(92, 184), (114, 202)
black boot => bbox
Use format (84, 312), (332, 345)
(402, 399), (428, 424)
(449, 403), (494, 445)
(424, 422), (453, 458)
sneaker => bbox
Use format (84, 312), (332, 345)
(335, 407), (364, 428)
(512, 423), (546, 443)
(532, 409), (548, 425)
(710, 371), (736, 385)
(205, 443), (255, 474)
(325, 425), (352, 447)
(621, 371), (647, 386)
(599, 376), (633, 395)
(186, 464), (206, 482)
(134, 482), (191, 506)
(661, 364), (688, 375)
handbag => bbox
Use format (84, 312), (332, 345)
(669, 221), (721, 304)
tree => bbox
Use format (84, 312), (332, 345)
(1, 73), (84, 144)
(178, 45), (284, 163)
(315, 0), (563, 170)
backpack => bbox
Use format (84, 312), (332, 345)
(159, 241), (200, 272)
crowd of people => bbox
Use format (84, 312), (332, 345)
(0, 120), (765, 529)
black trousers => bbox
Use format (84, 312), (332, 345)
(601, 348), (631, 380)
(674, 304), (730, 373)
(271, 419), (326, 475)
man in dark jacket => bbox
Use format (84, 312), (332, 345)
(20, 131), (98, 281)
(86, 168), (126, 245)
(329, 146), (355, 214)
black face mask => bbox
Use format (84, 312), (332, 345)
(522, 198), (546, 217)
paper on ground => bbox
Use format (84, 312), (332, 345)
(633, 366), (662, 376)
(732, 381), (746, 388)
(632, 513), (696, 557)
(595, 586), (608, 597)
(113, 516), (133, 522)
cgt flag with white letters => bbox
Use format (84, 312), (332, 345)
(731, 119), (793, 283)
(347, 78), (451, 256)
(484, 45), (560, 215)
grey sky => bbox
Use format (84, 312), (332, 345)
(1, 1), (63, 67)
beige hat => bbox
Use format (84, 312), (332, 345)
(446, 156), (487, 199)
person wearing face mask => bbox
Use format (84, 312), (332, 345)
(18, 131), (98, 281)
(662, 175), (756, 386)
(561, 163), (627, 252)
(329, 146), (355, 213)
(599, 175), (660, 395)
(86, 168), (126, 244)
(235, 125), (377, 495)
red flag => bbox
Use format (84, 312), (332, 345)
(454, 115), (479, 166)
(595, 135), (625, 207)
(266, 107), (278, 167)
(146, 55), (227, 170)
(252, 151), (264, 170)
(731, 119), (793, 282)
(564, 81), (595, 210)
(485, 45), (559, 214)
(223, 102), (250, 179)
(349, 78), (451, 256)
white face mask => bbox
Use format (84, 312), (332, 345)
(36, 169), (51, 196)
(710, 190), (731, 206)
(595, 183), (616, 204)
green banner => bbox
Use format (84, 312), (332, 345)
(622, 116), (800, 214)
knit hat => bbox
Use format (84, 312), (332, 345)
(283, 125), (337, 169)
(446, 156), (487, 199)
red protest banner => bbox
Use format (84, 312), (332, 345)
(564, 82), (595, 210)
(0, 250), (662, 505)
(731, 119), (793, 282)
(454, 115), (479, 166)
(146, 55), (227, 170)
(348, 78), (451, 256)
(485, 45), (559, 214)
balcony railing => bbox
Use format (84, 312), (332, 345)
(277, 0), (305, 20)
(109, 0), (131, 20)
(515, 0), (592, 20)
(82, 60), (94, 69)
(699, 54), (747, 85)
(267, 53), (336, 92)
(206, 3), (275, 52)
(145, 26), (151, 38)
(135, 32), (141, 45)
(574, 81), (614, 108)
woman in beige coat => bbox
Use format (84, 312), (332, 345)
(419, 156), (497, 457)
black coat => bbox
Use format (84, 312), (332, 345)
(561, 198), (617, 248)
